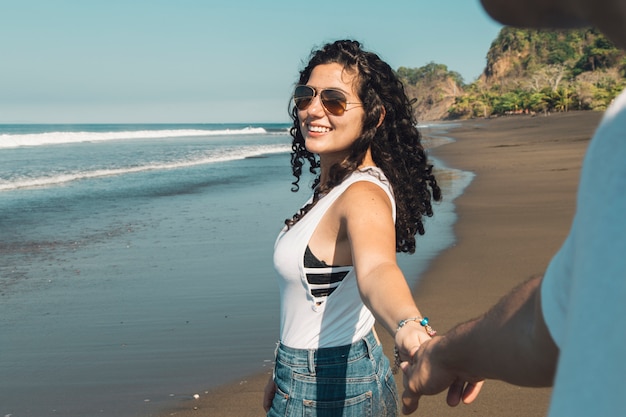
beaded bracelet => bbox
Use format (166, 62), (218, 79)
(392, 316), (436, 373)
(396, 316), (437, 337)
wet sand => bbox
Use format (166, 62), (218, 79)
(157, 111), (602, 417)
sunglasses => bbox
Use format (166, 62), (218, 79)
(293, 85), (362, 116)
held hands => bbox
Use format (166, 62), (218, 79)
(264, 327), (484, 414)
(399, 337), (484, 415)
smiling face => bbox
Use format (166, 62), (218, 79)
(297, 63), (366, 167)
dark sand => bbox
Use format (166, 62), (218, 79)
(157, 111), (602, 417)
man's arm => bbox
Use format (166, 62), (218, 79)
(401, 275), (559, 414)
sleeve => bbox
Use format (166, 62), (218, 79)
(542, 90), (626, 417)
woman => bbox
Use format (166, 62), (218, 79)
(264, 40), (441, 417)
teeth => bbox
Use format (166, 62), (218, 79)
(309, 125), (331, 133)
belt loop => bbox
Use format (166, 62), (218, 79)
(363, 330), (375, 359)
(307, 349), (316, 374)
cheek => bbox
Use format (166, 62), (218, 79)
(347, 115), (366, 137)
(297, 111), (307, 126)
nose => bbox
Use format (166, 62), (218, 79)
(306, 93), (325, 117)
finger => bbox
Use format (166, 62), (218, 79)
(400, 361), (415, 389)
(400, 361), (421, 414)
(461, 380), (484, 404)
(446, 379), (465, 407)
(401, 388), (420, 415)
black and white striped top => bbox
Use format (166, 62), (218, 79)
(303, 245), (351, 301)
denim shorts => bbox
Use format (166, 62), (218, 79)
(267, 330), (398, 417)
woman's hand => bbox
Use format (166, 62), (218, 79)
(394, 320), (432, 364)
(263, 373), (277, 412)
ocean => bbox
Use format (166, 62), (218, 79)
(0, 123), (472, 416)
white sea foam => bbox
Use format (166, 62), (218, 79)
(0, 143), (290, 191)
(0, 127), (270, 149)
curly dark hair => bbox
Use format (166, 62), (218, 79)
(286, 40), (441, 254)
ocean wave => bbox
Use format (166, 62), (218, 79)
(0, 126), (278, 149)
(0, 143), (291, 191)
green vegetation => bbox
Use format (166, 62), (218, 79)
(398, 27), (626, 120)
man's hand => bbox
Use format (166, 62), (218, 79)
(400, 337), (484, 414)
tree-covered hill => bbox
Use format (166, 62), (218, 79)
(400, 27), (626, 121)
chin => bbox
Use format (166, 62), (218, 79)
(303, 137), (318, 153)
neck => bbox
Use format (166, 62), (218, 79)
(318, 148), (376, 186)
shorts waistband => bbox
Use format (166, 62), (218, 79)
(276, 330), (380, 370)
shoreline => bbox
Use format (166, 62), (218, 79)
(156, 111), (602, 417)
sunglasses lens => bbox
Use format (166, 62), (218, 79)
(320, 89), (347, 116)
(293, 85), (315, 110)
(293, 85), (349, 115)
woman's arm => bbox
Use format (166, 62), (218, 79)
(341, 181), (432, 355)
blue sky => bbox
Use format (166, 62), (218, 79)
(1, 0), (502, 124)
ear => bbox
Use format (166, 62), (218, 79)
(376, 106), (386, 128)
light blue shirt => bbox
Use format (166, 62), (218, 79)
(542, 89), (626, 416)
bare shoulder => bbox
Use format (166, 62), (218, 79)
(338, 180), (393, 218)
(338, 180), (397, 263)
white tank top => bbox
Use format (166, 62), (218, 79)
(273, 167), (396, 349)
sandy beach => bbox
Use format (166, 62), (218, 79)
(157, 111), (602, 417)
